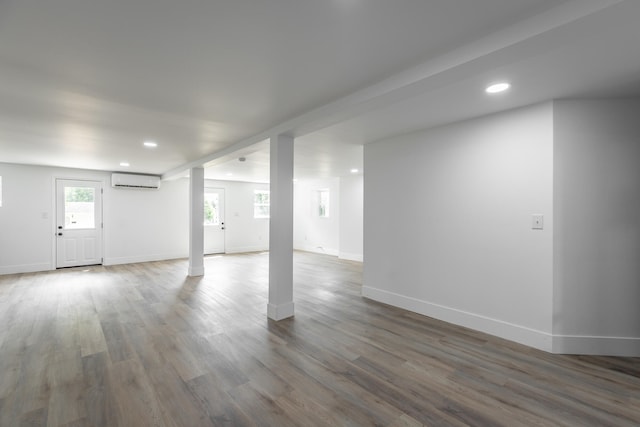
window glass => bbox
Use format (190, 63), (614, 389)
(64, 187), (95, 229)
(204, 192), (220, 225)
(254, 190), (270, 218)
(318, 189), (330, 218)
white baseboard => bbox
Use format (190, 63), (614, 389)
(268, 302), (295, 321)
(362, 286), (553, 353)
(339, 252), (363, 262)
(104, 253), (187, 266)
(0, 262), (53, 275)
(552, 335), (640, 357)
(225, 245), (269, 254)
(362, 287), (640, 356)
(188, 265), (205, 277)
(294, 245), (339, 256)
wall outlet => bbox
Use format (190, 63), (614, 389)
(532, 214), (544, 230)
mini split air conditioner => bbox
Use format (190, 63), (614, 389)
(111, 173), (161, 189)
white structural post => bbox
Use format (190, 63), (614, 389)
(268, 134), (295, 320)
(188, 166), (205, 276)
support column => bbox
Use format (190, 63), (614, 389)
(268, 134), (295, 320)
(188, 166), (205, 276)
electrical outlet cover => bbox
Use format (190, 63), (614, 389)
(532, 214), (544, 230)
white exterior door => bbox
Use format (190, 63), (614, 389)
(56, 179), (103, 268)
(204, 188), (225, 254)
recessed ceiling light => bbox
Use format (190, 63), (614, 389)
(486, 82), (510, 94)
(120, 162), (130, 167)
(226, 173), (233, 176)
(350, 168), (359, 174)
(143, 141), (158, 148)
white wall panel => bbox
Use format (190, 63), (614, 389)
(364, 102), (554, 350)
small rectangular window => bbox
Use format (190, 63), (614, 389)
(254, 190), (270, 218)
(317, 189), (330, 218)
(64, 186), (96, 229)
(204, 192), (220, 225)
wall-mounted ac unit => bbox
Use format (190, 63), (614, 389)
(111, 173), (161, 189)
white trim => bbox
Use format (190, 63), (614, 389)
(104, 253), (187, 266)
(339, 252), (363, 262)
(52, 175), (106, 269)
(225, 245), (269, 254)
(188, 265), (205, 277)
(0, 263), (53, 275)
(552, 335), (640, 357)
(294, 245), (339, 257)
(51, 176), (57, 270)
(362, 287), (640, 356)
(362, 286), (553, 352)
(267, 302), (295, 321)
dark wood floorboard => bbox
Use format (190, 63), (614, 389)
(0, 251), (639, 426)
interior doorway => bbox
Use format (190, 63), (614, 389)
(204, 187), (225, 254)
(56, 179), (103, 268)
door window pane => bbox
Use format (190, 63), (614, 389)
(254, 190), (270, 218)
(64, 187), (95, 229)
(318, 189), (330, 218)
(204, 193), (220, 225)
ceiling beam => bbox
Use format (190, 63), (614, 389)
(162, 0), (623, 181)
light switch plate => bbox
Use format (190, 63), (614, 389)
(532, 214), (544, 230)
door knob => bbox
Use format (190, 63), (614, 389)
(57, 233), (63, 236)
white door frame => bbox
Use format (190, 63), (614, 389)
(54, 178), (104, 268)
(204, 187), (226, 254)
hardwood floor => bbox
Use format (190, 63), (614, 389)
(0, 251), (638, 426)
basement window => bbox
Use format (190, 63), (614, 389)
(254, 190), (270, 218)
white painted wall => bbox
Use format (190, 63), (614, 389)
(0, 163), (190, 274)
(293, 176), (363, 261)
(106, 177), (189, 265)
(553, 99), (640, 355)
(293, 178), (340, 256)
(339, 175), (364, 261)
(206, 179), (270, 254)
(0, 163), (63, 274)
(0, 164), (271, 275)
(363, 103), (555, 351)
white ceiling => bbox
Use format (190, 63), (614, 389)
(1, 0), (639, 182)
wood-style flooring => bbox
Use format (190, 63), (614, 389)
(0, 251), (638, 426)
